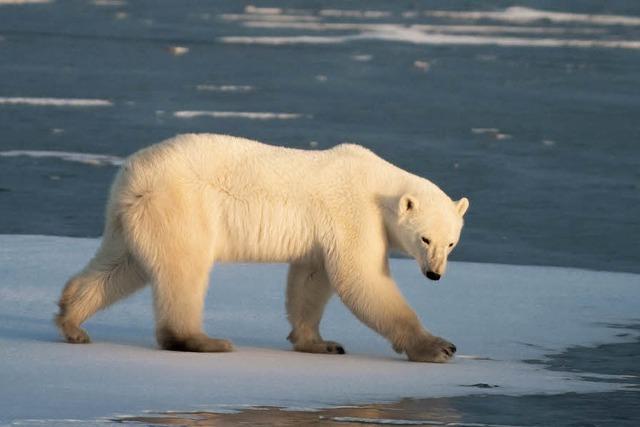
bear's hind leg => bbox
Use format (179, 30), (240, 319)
(56, 232), (147, 344)
(150, 261), (232, 353)
(286, 264), (345, 355)
(120, 179), (233, 353)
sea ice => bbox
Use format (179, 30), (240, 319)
(0, 235), (638, 425)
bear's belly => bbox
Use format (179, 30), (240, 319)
(211, 206), (320, 264)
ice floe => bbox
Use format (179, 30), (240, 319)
(220, 30), (640, 49)
(425, 7), (640, 27)
(220, 6), (640, 50)
(0, 235), (638, 425)
(196, 84), (254, 92)
(221, 13), (320, 23)
(0, 0), (51, 4)
(318, 9), (391, 19)
(0, 97), (112, 107)
(173, 111), (304, 120)
(243, 21), (606, 35)
(0, 150), (124, 166)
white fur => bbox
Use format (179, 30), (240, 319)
(56, 134), (469, 362)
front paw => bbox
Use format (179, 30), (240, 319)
(405, 335), (456, 363)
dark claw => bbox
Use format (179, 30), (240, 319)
(337, 346), (345, 355)
(450, 344), (457, 354)
(443, 348), (452, 357)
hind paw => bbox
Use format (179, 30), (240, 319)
(158, 331), (234, 353)
(293, 340), (346, 355)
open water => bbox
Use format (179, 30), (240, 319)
(1, 0), (639, 272)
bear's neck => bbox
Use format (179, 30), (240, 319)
(374, 166), (445, 203)
(375, 168), (448, 256)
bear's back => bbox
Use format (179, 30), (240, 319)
(118, 133), (410, 212)
(143, 134), (382, 186)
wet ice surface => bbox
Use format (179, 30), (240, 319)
(1, 235), (639, 426)
(112, 328), (640, 426)
(0, 1), (639, 272)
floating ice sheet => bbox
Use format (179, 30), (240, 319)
(0, 235), (638, 425)
(220, 32), (640, 49)
(0, 97), (112, 107)
(173, 111), (304, 120)
(425, 7), (640, 26)
(0, 0), (52, 4)
(0, 150), (124, 166)
(219, 6), (640, 50)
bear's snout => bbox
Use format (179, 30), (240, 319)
(426, 271), (441, 281)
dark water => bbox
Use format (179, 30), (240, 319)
(0, 1), (639, 272)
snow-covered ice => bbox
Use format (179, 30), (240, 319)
(425, 7), (640, 26)
(218, 6), (640, 50)
(195, 85), (254, 92)
(0, 235), (638, 425)
(173, 111), (305, 120)
(219, 32), (640, 50)
(0, 0), (52, 5)
(0, 151), (124, 167)
(0, 97), (112, 107)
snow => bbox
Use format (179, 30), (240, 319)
(244, 5), (282, 16)
(0, 235), (638, 426)
(425, 7), (640, 27)
(195, 85), (254, 92)
(318, 9), (391, 19)
(0, 97), (112, 107)
(0, 0), (51, 5)
(218, 6), (640, 50)
(221, 13), (320, 23)
(0, 151), (124, 167)
(243, 21), (606, 35)
(219, 32), (640, 50)
(220, 35), (348, 45)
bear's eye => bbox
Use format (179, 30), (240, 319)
(449, 242), (454, 248)
(421, 237), (430, 245)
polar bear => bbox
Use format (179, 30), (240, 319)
(56, 134), (469, 362)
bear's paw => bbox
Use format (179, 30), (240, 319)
(406, 335), (456, 363)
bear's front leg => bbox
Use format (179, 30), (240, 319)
(326, 255), (456, 363)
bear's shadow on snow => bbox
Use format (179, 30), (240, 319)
(0, 314), (57, 343)
(0, 311), (339, 355)
(1, 312), (427, 362)
(0, 313), (158, 348)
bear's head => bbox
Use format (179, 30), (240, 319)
(394, 193), (469, 281)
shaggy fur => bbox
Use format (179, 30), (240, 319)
(56, 134), (468, 362)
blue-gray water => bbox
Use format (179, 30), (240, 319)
(0, 1), (639, 426)
(1, 0), (638, 273)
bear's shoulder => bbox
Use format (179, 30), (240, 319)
(327, 143), (380, 166)
(331, 143), (373, 156)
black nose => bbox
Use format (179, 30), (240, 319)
(426, 271), (441, 281)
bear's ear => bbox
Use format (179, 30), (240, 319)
(399, 194), (418, 215)
(456, 197), (469, 217)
